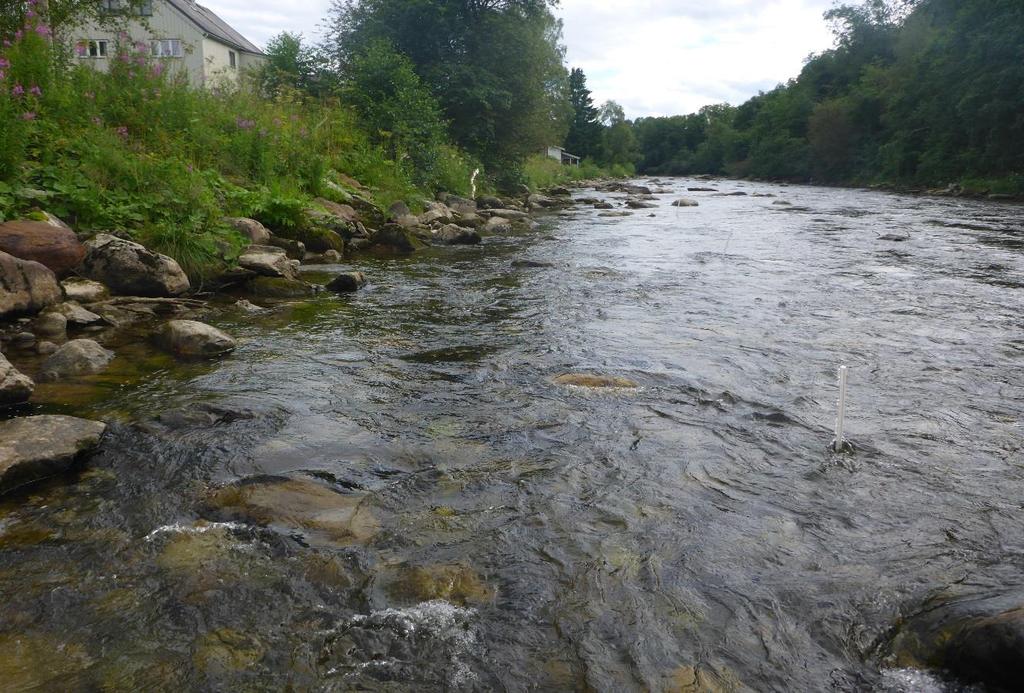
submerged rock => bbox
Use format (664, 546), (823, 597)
(367, 224), (420, 255)
(552, 373), (638, 389)
(0, 353), (34, 406)
(594, 202), (615, 209)
(80, 234), (190, 297)
(60, 277), (109, 303)
(55, 301), (105, 327)
(511, 260), (554, 269)
(204, 475), (379, 546)
(31, 311), (67, 339)
(0, 219), (85, 277)
(0, 415), (106, 494)
(326, 272), (367, 293)
(0, 251), (62, 318)
(304, 249), (342, 265)
(156, 320), (236, 358)
(38, 339), (114, 382)
(387, 564), (494, 606)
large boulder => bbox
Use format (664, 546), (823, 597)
(325, 272), (367, 293)
(367, 224), (419, 255)
(434, 224), (482, 246)
(0, 353), (34, 407)
(0, 251), (62, 318)
(227, 218), (271, 246)
(80, 234), (190, 297)
(61, 278), (109, 303)
(672, 198), (699, 207)
(0, 415), (106, 494)
(476, 195), (505, 210)
(485, 217), (513, 234)
(32, 311), (67, 339)
(38, 339), (114, 382)
(0, 220), (85, 278)
(446, 196), (477, 215)
(156, 320), (236, 358)
(315, 198), (361, 226)
(266, 236), (306, 260)
(237, 245), (298, 280)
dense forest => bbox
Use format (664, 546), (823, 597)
(617, 0), (1023, 194)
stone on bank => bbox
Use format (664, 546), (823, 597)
(0, 250), (62, 319)
(80, 234), (190, 298)
(157, 320), (236, 358)
(0, 353), (34, 406)
(0, 415), (107, 495)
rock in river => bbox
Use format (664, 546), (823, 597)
(60, 277), (109, 303)
(246, 277), (317, 299)
(326, 272), (367, 293)
(80, 234), (190, 297)
(672, 198), (699, 207)
(238, 245), (299, 280)
(552, 373), (638, 389)
(0, 219), (85, 277)
(0, 415), (106, 494)
(0, 353), (34, 406)
(38, 339), (114, 382)
(157, 320), (236, 358)
(434, 224), (481, 246)
(204, 475), (379, 547)
(0, 250), (62, 318)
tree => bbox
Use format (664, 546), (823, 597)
(259, 32), (336, 97)
(341, 40), (448, 184)
(564, 67), (601, 159)
(324, 0), (570, 182)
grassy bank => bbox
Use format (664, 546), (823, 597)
(0, 25), (479, 277)
(521, 154), (633, 191)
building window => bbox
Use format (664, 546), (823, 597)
(151, 39), (183, 58)
(100, 0), (152, 14)
(78, 40), (109, 58)
(229, 51), (237, 69)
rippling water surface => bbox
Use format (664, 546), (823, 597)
(1, 180), (1022, 691)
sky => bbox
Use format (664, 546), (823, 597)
(211, 0), (840, 119)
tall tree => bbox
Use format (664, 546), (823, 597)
(324, 0), (570, 181)
(564, 67), (601, 159)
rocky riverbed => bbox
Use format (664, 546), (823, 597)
(0, 178), (1022, 691)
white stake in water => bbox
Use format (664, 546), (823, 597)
(833, 365), (849, 453)
(470, 168), (480, 199)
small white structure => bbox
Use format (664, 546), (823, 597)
(72, 0), (265, 86)
(547, 146), (581, 167)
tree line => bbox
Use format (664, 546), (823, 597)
(609, 0), (1022, 193)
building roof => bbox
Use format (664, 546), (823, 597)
(165, 0), (264, 55)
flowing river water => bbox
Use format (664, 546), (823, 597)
(1, 179), (1022, 691)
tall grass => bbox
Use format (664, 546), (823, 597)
(0, 14), (477, 277)
(521, 154), (629, 191)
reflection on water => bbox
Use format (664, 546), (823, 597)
(0, 181), (1022, 691)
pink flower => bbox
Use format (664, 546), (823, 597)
(21, 111), (36, 121)
(29, 85), (41, 97)
(151, 62), (164, 77)
(0, 58), (8, 68)
(34, 24), (51, 38)
(116, 126), (129, 138)
(11, 83), (24, 97)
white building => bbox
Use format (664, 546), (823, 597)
(73, 0), (265, 86)
(547, 145), (581, 167)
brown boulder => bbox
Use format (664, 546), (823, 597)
(0, 220), (85, 277)
(0, 251), (62, 318)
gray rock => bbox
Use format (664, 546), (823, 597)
(303, 249), (342, 265)
(476, 195), (505, 210)
(326, 272), (367, 293)
(527, 194), (558, 209)
(227, 218), (271, 245)
(485, 217), (513, 234)
(434, 224), (482, 246)
(0, 415), (107, 494)
(367, 225), (419, 254)
(61, 278), (109, 303)
(266, 236), (306, 260)
(238, 245), (298, 280)
(671, 198), (699, 207)
(419, 207), (453, 225)
(157, 320), (236, 358)
(38, 339), (114, 382)
(446, 196), (477, 215)
(626, 199), (657, 209)
(80, 234), (190, 297)
(246, 277), (317, 299)
(388, 201), (412, 220)
(0, 251), (62, 318)
(56, 301), (105, 327)
(36, 341), (58, 356)
(0, 353), (34, 406)
(32, 311), (67, 338)
(594, 202), (615, 210)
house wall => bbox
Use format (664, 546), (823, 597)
(70, 1), (262, 86)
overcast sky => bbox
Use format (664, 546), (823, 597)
(213, 0), (840, 119)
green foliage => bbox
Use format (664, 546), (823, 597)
(326, 0), (571, 187)
(521, 154), (620, 191)
(564, 68), (601, 159)
(633, 0), (1023, 191)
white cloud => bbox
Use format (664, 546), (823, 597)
(205, 0), (838, 117)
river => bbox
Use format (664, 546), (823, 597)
(1, 179), (1022, 691)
